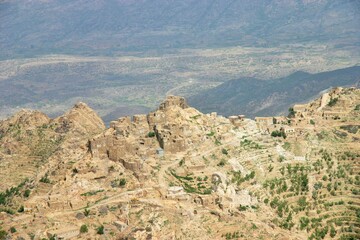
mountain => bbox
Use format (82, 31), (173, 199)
(0, 89), (359, 239)
(188, 66), (360, 118)
(1, 0), (359, 58)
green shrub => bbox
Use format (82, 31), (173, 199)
(119, 178), (126, 187)
(18, 205), (24, 213)
(0, 207), (15, 215)
(202, 189), (212, 195)
(238, 205), (247, 211)
(217, 159), (226, 167)
(10, 227), (16, 233)
(48, 234), (56, 240)
(97, 225), (104, 235)
(328, 97), (338, 107)
(299, 216), (309, 230)
(108, 165), (115, 172)
(39, 175), (50, 184)
(84, 208), (90, 217)
(297, 196), (307, 210)
(329, 225), (336, 238)
(221, 148), (228, 155)
(206, 131), (215, 137)
(147, 131), (156, 137)
(288, 107), (296, 118)
(0, 230), (7, 240)
(24, 189), (31, 198)
(80, 224), (88, 233)
(271, 130), (286, 139)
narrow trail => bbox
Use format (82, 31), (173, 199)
(45, 188), (152, 219)
(166, 79), (195, 96)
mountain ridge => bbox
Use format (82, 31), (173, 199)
(188, 65), (360, 118)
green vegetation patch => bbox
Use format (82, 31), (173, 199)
(328, 97), (338, 107)
(169, 169), (212, 195)
(339, 125), (359, 134)
(0, 178), (29, 206)
(240, 139), (263, 149)
(81, 189), (104, 196)
(231, 170), (255, 186)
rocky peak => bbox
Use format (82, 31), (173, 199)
(73, 101), (92, 110)
(158, 95), (188, 111)
(54, 102), (105, 135)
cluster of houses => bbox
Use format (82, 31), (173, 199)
(250, 88), (354, 137)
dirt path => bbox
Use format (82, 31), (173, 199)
(166, 79), (195, 96)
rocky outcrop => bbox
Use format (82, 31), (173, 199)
(158, 95), (188, 111)
(53, 102), (105, 136)
(0, 109), (50, 131)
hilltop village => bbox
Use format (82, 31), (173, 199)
(254, 87), (357, 137)
(0, 87), (359, 240)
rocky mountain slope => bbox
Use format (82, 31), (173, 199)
(188, 66), (360, 118)
(0, 88), (359, 240)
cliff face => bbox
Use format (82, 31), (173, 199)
(0, 89), (359, 240)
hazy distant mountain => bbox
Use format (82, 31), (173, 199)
(188, 66), (360, 118)
(1, 0), (359, 59)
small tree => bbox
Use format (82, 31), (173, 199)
(288, 107), (296, 118)
(271, 130), (286, 139)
